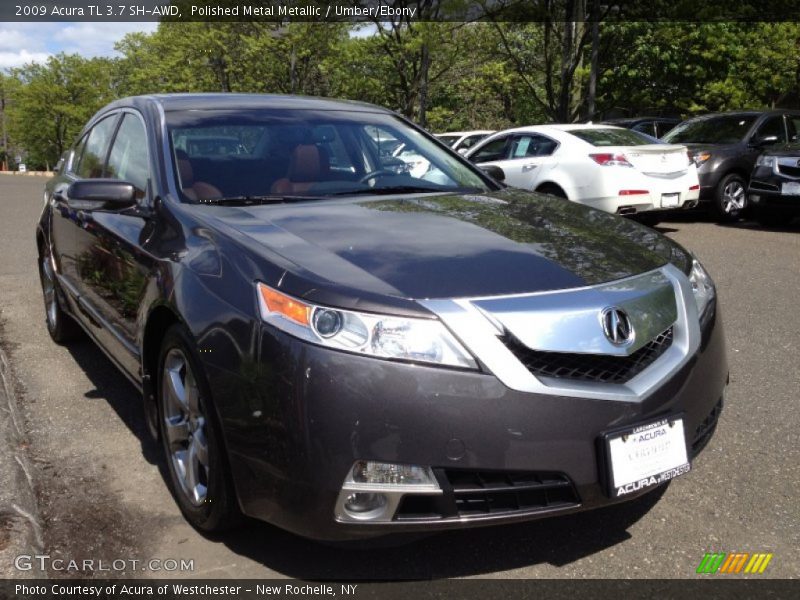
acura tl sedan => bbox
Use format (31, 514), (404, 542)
(465, 124), (700, 225)
(37, 94), (727, 540)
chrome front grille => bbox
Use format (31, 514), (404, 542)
(501, 327), (674, 384)
(777, 158), (800, 179)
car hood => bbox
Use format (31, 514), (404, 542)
(198, 189), (691, 305)
(761, 143), (800, 157)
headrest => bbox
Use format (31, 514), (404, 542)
(288, 145), (329, 183)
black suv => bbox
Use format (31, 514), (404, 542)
(662, 110), (800, 222)
(601, 117), (679, 139)
(749, 144), (800, 226)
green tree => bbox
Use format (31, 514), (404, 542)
(7, 53), (116, 169)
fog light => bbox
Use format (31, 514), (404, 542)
(750, 194), (761, 204)
(344, 492), (387, 514)
(351, 461), (438, 487)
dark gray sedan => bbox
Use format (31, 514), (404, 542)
(36, 94), (728, 540)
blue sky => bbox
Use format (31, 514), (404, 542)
(0, 22), (159, 70)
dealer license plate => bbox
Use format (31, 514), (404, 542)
(661, 193), (680, 208)
(781, 182), (800, 196)
(605, 417), (690, 498)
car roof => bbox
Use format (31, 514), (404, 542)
(103, 93), (393, 114)
(682, 109), (800, 121)
(500, 124), (626, 134)
(603, 117), (679, 124)
(436, 130), (494, 136)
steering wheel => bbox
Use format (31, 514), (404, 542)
(358, 169), (394, 184)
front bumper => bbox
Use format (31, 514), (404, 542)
(749, 177), (800, 215)
(207, 305), (728, 540)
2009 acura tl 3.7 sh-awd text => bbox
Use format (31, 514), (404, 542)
(35, 94), (728, 540)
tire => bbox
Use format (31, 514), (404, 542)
(38, 244), (82, 344)
(157, 324), (240, 533)
(714, 173), (747, 222)
(536, 184), (567, 199)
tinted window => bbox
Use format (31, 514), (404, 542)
(787, 116), (800, 143)
(76, 115), (118, 179)
(459, 134), (488, 150)
(471, 137), (509, 162)
(631, 121), (656, 137)
(754, 116), (786, 144)
(656, 121), (676, 138)
(106, 113), (149, 196)
(569, 128), (651, 147)
(663, 115), (758, 144)
(509, 134), (558, 158)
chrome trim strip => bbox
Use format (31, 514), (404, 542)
(420, 264), (700, 403)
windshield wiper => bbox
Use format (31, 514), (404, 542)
(196, 195), (326, 206)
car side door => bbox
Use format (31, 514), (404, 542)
(73, 111), (155, 380)
(745, 115), (788, 173)
(498, 133), (561, 189)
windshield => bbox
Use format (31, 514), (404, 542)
(166, 109), (491, 201)
(569, 128), (653, 147)
(663, 115), (757, 144)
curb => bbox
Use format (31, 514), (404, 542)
(0, 337), (45, 577)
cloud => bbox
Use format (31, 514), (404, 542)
(0, 50), (51, 69)
(0, 22), (158, 70)
(57, 22), (159, 57)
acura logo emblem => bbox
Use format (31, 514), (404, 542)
(601, 307), (635, 346)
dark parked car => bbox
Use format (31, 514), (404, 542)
(601, 117), (679, 139)
(662, 110), (800, 222)
(748, 144), (800, 226)
(37, 94), (727, 540)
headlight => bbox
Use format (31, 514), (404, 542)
(756, 155), (776, 168)
(688, 259), (716, 322)
(691, 151), (712, 167)
(256, 283), (477, 369)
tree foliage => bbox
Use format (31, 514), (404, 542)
(2, 19), (799, 168)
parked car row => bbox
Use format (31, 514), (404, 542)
(434, 109), (800, 226)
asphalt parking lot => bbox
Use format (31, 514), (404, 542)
(0, 174), (798, 579)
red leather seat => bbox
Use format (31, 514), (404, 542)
(175, 149), (222, 200)
(271, 145), (330, 194)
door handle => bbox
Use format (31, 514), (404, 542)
(522, 163), (538, 172)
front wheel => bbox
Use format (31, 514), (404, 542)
(714, 174), (747, 222)
(158, 324), (240, 532)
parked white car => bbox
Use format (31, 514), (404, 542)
(465, 124), (700, 216)
(435, 130), (495, 153)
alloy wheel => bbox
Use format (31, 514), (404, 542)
(721, 181), (746, 214)
(41, 251), (58, 329)
(161, 348), (209, 506)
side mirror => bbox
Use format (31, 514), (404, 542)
(480, 165), (505, 182)
(67, 179), (137, 211)
(751, 134), (779, 147)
